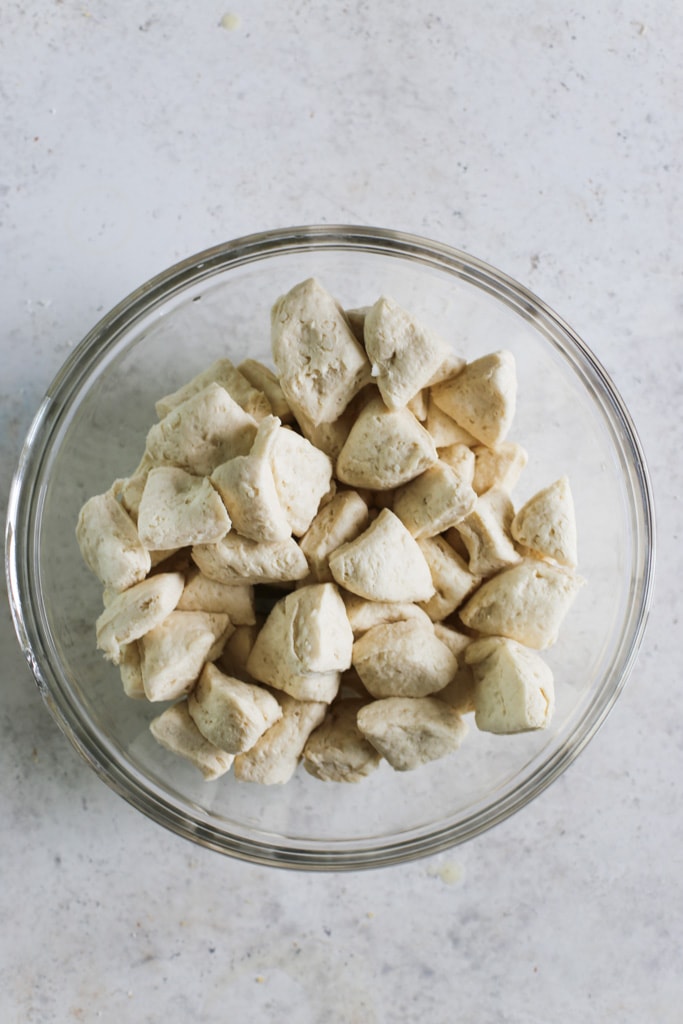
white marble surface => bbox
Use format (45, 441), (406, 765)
(2, 2), (681, 1020)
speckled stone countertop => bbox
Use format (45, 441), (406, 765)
(2, 3), (681, 1021)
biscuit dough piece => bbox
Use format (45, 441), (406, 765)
(217, 623), (261, 681)
(425, 397), (477, 448)
(119, 642), (145, 699)
(466, 636), (555, 732)
(363, 296), (458, 409)
(237, 358), (293, 422)
(431, 350), (517, 447)
(417, 535), (481, 621)
(211, 416), (291, 543)
(342, 594), (433, 636)
(344, 305), (369, 342)
(472, 441), (528, 496)
(357, 697), (468, 771)
(145, 383), (258, 476)
(406, 388), (429, 422)
(149, 701), (234, 781)
(299, 490), (369, 582)
(438, 443), (476, 483)
(177, 571), (255, 623)
(192, 533), (309, 586)
(352, 619), (457, 698)
(269, 426), (334, 535)
(234, 694), (327, 784)
(188, 662), (282, 754)
(302, 699), (381, 782)
(96, 571), (185, 663)
(140, 610), (232, 702)
(453, 487), (521, 577)
(393, 461), (477, 538)
(120, 455), (155, 520)
(336, 396), (438, 490)
(155, 358), (272, 422)
(271, 277), (370, 425)
(76, 488), (151, 591)
(328, 508), (434, 603)
(510, 476), (578, 568)
(459, 558), (584, 649)
(137, 466), (231, 550)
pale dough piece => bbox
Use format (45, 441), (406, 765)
(149, 701), (234, 781)
(336, 395), (438, 490)
(271, 277), (370, 425)
(211, 416), (291, 543)
(392, 460), (477, 538)
(431, 350), (516, 447)
(466, 636), (555, 732)
(459, 558), (584, 649)
(328, 508), (435, 602)
(363, 296), (458, 409)
(155, 358), (272, 422)
(425, 396), (478, 447)
(302, 699), (381, 782)
(432, 662), (476, 715)
(216, 623), (261, 681)
(269, 426), (334, 535)
(406, 388), (429, 421)
(120, 454), (156, 520)
(140, 610), (231, 702)
(344, 305), (369, 342)
(438, 443), (476, 483)
(191, 533), (308, 586)
(352, 619), (457, 698)
(95, 571), (185, 663)
(433, 622), (472, 660)
(291, 385), (375, 463)
(177, 571), (255, 623)
(76, 488), (151, 591)
(119, 642), (145, 699)
(417, 535), (481, 621)
(452, 488), (521, 577)
(188, 662), (282, 754)
(237, 358), (294, 422)
(510, 476), (578, 568)
(357, 697), (468, 771)
(234, 694), (327, 784)
(137, 466), (231, 550)
(298, 490), (369, 582)
(472, 441), (528, 496)
(342, 593), (433, 636)
(145, 382), (258, 476)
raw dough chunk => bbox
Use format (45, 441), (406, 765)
(459, 558), (584, 649)
(237, 357), (293, 422)
(271, 277), (370, 425)
(234, 694), (327, 784)
(417, 535), (481, 621)
(438, 443), (476, 483)
(177, 571), (255, 623)
(425, 397), (477, 448)
(453, 487), (521, 577)
(357, 697), (468, 771)
(140, 610), (231, 701)
(119, 642), (145, 699)
(269, 426), (334, 535)
(302, 699), (381, 782)
(328, 508), (434, 603)
(137, 466), (231, 550)
(342, 593), (433, 636)
(336, 396), (438, 490)
(145, 382), (258, 476)
(299, 490), (369, 582)
(95, 571), (185, 663)
(431, 350), (516, 447)
(352, 619), (457, 698)
(510, 476), (578, 568)
(76, 489), (151, 591)
(466, 636), (555, 732)
(192, 533), (308, 585)
(216, 623), (261, 681)
(472, 441), (528, 495)
(155, 358), (272, 422)
(363, 296), (457, 409)
(188, 662), (282, 754)
(150, 701), (234, 780)
(392, 460), (477, 538)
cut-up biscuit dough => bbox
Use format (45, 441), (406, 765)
(431, 350), (516, 447)
(119, 642), (145, 699)
(155, 358), (272, 422)
(269, 426), (334, 535)
(139, 610), (231, 702)
(342, 593), (433, 636)
(438, 443), (476, 482)
(459, 558), (584, 649)
(216, 623), (261, 682)
(328, 508), (434, 603)
(417, 535), (481, 621)
(466, 636), (555, 732)
(188, 662), (282, 754)
(177, 571), (255, 623)
(234, 694), (327, 784)
(472, 441), (528, 496)
(453, 487), (521, 577)
(302, 699), (381, 782)
(149, 701), (234, 780)
(352, 619), (457, 698)
(425, 397), (478, 448)
(336, 395), (438, 490)
(291, 385), (374, 463)
(145, 382), (258, 476)
(191, 533), (308, 586)
(76, 488), (151, 592)
(271, 277), (370, 425)
(298, 490), (369, 582)
(137, 466), (231, 550)
(96, 571), (185, 663)
(510, 475), (578, 568)
(363, 296), (458, 409)
(237, 357), (293, 422)
(357, 697), (468, 771)
(392, 460), (477, 538)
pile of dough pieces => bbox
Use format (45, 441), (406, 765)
(76, 277), (584, 785)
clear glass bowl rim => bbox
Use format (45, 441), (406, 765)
(5, 224), (656, 870)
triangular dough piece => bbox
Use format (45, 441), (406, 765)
(431, 350), (516, 447)
(511, 476), (578, 567)
(336, 396), (437, 489)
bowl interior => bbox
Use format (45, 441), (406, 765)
(10, 229), (653, 867)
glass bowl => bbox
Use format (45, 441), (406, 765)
(6, 225), (655, 870)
